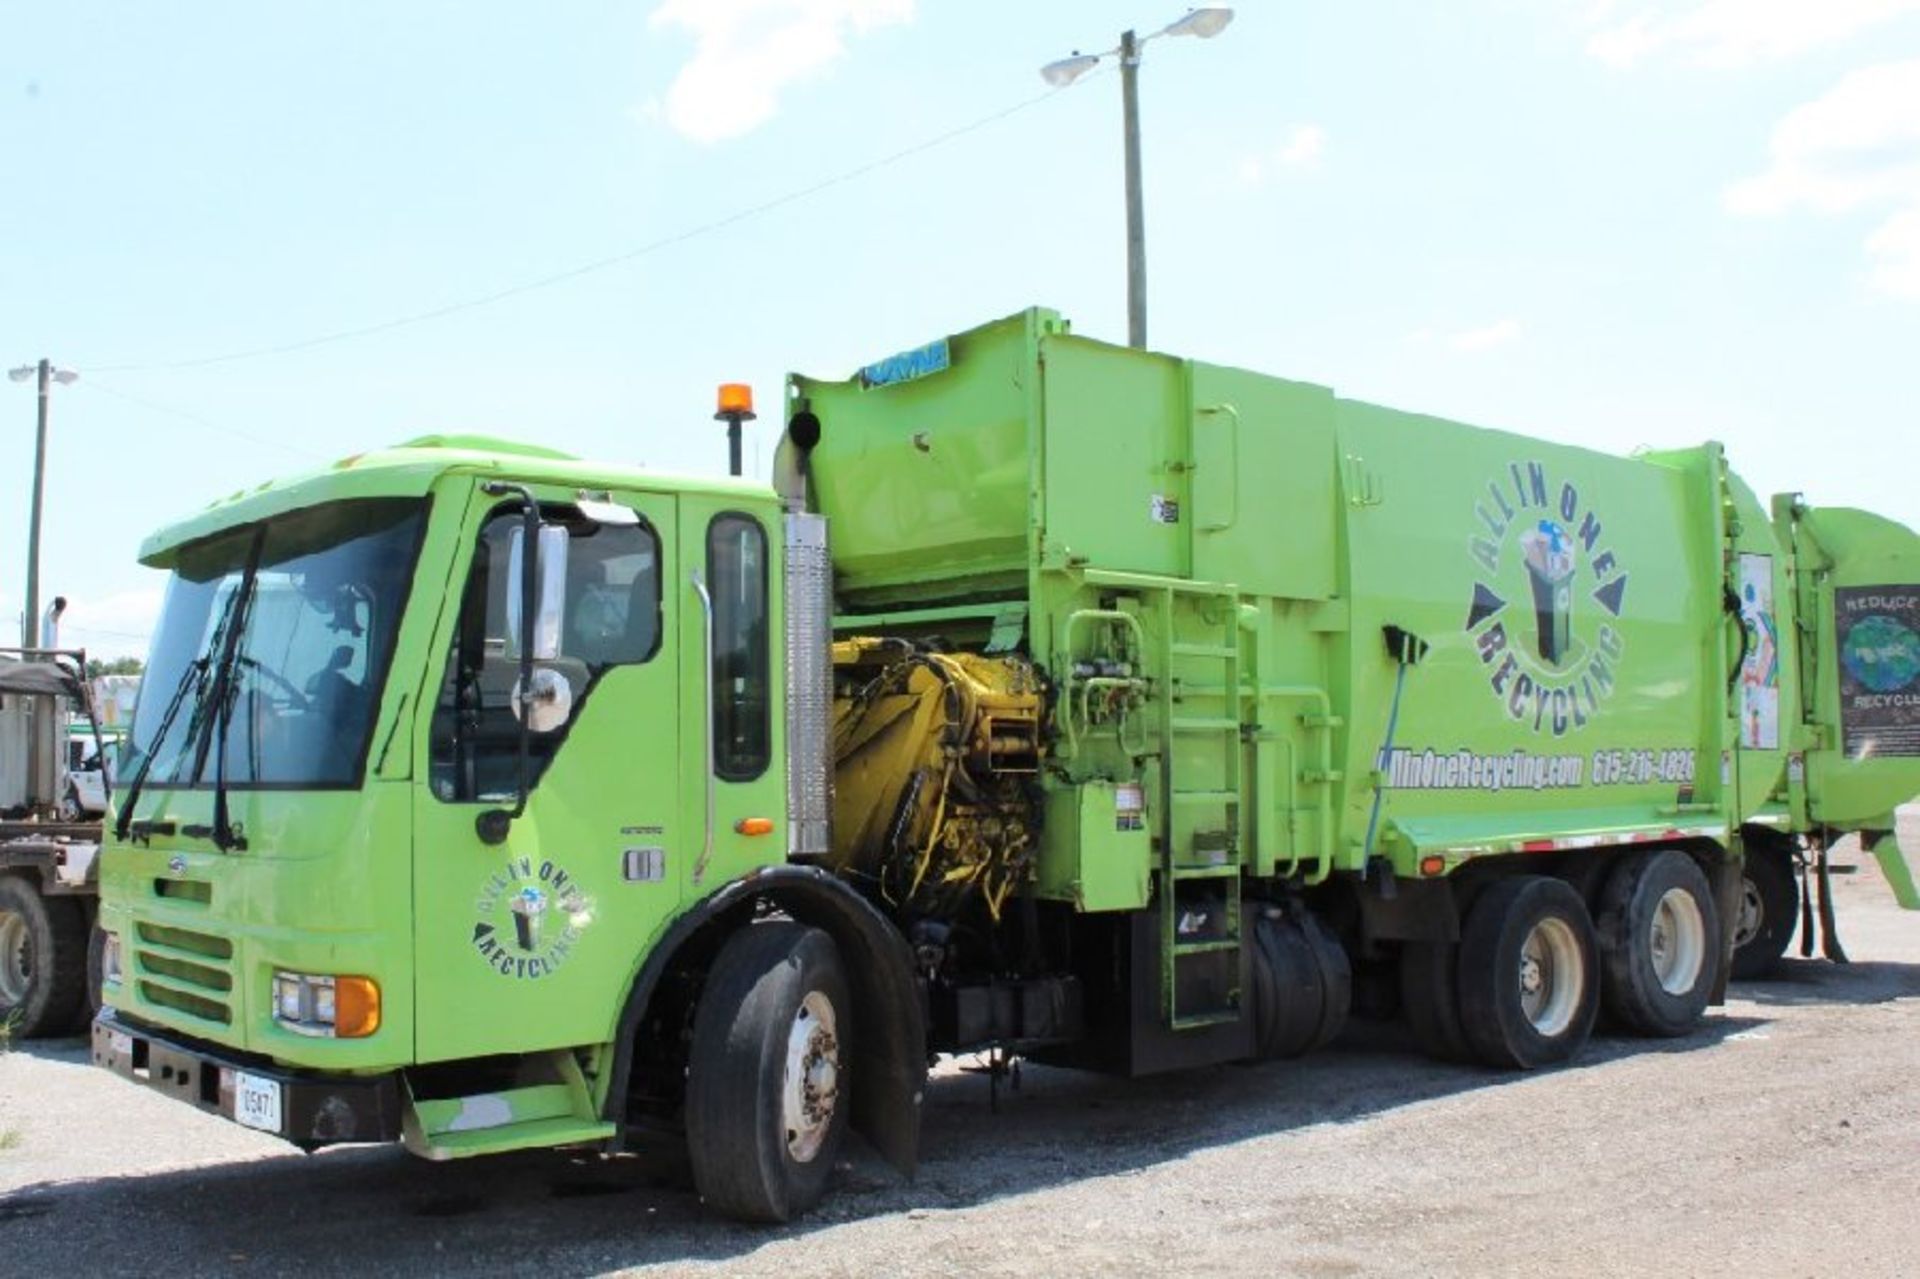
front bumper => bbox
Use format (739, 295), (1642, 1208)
(92, 1008), (404, 1146)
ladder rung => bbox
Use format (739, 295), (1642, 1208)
(1170, 716), (1238, 732)
(1170, 1010), (1241, 1031)
(1171, 790), (1239, 804)
(1173, 939), (1241, 956)
(1170, 864), (1239, 880)
(1171, 643), (1237, 658)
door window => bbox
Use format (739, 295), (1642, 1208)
(707, 514), (769, 781)
(429, 504), (662, 803)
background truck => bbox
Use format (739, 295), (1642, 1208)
(1, 647), (113, 1038)
(92, 308), (1920, 1222)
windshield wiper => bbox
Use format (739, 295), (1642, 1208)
(203, 550), (264, 852)
(114, 569), (252, 845)
(114, 657), (216, 843)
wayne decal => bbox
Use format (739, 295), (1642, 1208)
(1464, 461), (1630, 736)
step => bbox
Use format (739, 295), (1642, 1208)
(412, 1115), (618, 1161)
(1169, 863), (1240, 881)
(1170, 1009), (1242, 1032)
(1169, 716), (1239, 732)
(1170, 643), (1238, 658)
(1172, 938), (1242, 956)
(1170, 790), (1240, 805)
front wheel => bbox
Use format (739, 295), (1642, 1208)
(685, 922), (851, 1223)
(1457, 877), (1600, 1069)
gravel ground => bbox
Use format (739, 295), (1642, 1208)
(4, 810), (1917, 1278)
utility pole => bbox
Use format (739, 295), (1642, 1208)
(1040, 9), (1235, 352)
(8, 358), (77, 649)
(1120, 29), (1147, 350)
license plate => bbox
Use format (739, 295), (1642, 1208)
(108, 1030), (133, 1058)
(232, 1070), (283, 1133)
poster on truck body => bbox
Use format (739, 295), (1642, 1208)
(1738, 554), (1779, 750)
(1835, 585), (1920, 758)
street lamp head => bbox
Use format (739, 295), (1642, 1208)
(1164, 7), (1234, 38)
(7, 366), (33, 383)
(50, 369), (77, 386)
(1040, 53), (1102, 87)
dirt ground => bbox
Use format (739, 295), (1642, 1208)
(4, 811), (1917, 1278)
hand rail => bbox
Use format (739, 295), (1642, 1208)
(690, 570), (716, 885)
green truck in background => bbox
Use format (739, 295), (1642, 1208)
(92, 308), (1920, 1221)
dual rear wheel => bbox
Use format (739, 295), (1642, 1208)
(1401, 850), (1719, 1069)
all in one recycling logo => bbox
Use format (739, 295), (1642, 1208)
(1464, 461), (1630, 736)
(472, 856), (590, 979)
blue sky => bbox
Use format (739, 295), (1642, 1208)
(2, 1), (1918, 658)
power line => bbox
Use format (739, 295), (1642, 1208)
(82, 380), (328, 459)
(83, 82), (1079, 376)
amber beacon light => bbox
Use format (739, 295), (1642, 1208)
(715, 383), (757, 477)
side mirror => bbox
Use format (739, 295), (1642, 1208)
(505, 524), (570, 661)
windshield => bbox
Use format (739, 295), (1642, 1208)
(126, 498), (426, 789)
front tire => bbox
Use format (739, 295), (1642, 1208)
(685, 922), (851, 1223)
(1457, 877), (1599, 1069)
(1597, 850), (1718, 1036)
(0, 875), (89, 1039)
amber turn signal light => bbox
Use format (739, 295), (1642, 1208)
(334, 976), (382, 1039)
(734, 817), (775, 837)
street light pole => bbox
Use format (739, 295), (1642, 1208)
(1040, 9), (1235, 353)
(8, 358), (77, 649)
(25, 358), (51, 650)
(1120, 29), (1148, 350)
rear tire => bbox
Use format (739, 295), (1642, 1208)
(1457, 877), (1599, 1069)
(1249, 907), (1351, 1058)
(0, 875), (89, 1039)
(685, 923), (850, 1223)
(1731, 838), (1798, 980)
(1597, 850), (1719, 1037)
(1399, 941), (1470, 1063)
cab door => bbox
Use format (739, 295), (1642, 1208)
(411, 484), (682, 1063)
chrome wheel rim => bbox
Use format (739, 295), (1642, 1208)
(1650, 887), (1707, 996)
(1733, 875), (1764, 949)
(0, 910), (30, 1007)
(1518, 917), (1583, 1037)
(781, 990), (840, 1164)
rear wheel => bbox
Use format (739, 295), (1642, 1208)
(1731, 837), (1798, 980)
(685, 922), (850, 1223)
(1457, 877), (1599, 1069)
(1399, 941), (1470, 1063)
(1597, 850), (1719, 1036)
(1249, 907), (1351, 1058)
(0, 875), (89, 1039)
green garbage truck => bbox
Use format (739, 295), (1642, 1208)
(92, 308), (1920, 1221)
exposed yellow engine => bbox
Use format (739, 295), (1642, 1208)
(828, 638), (1044, 922)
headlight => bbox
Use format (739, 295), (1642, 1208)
(271, 971), (380, 1039)
(100, 932), (123, 986)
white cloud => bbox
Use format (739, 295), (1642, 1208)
(1238, 124), (1328, 186)
(1726, 60), (1920, 299)
(1585, 0), (1920, 69)
(648, 0), (913, 144)
(1450, 319), (1525, 352)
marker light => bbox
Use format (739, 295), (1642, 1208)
(715, 383), (757, 419)
(735, 817), (776, 837)
(272, 971), (381, 1038)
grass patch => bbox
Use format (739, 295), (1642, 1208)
(0, 1129), (20, 1152)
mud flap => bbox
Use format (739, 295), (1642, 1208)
(1860, 828), (1920, 910)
